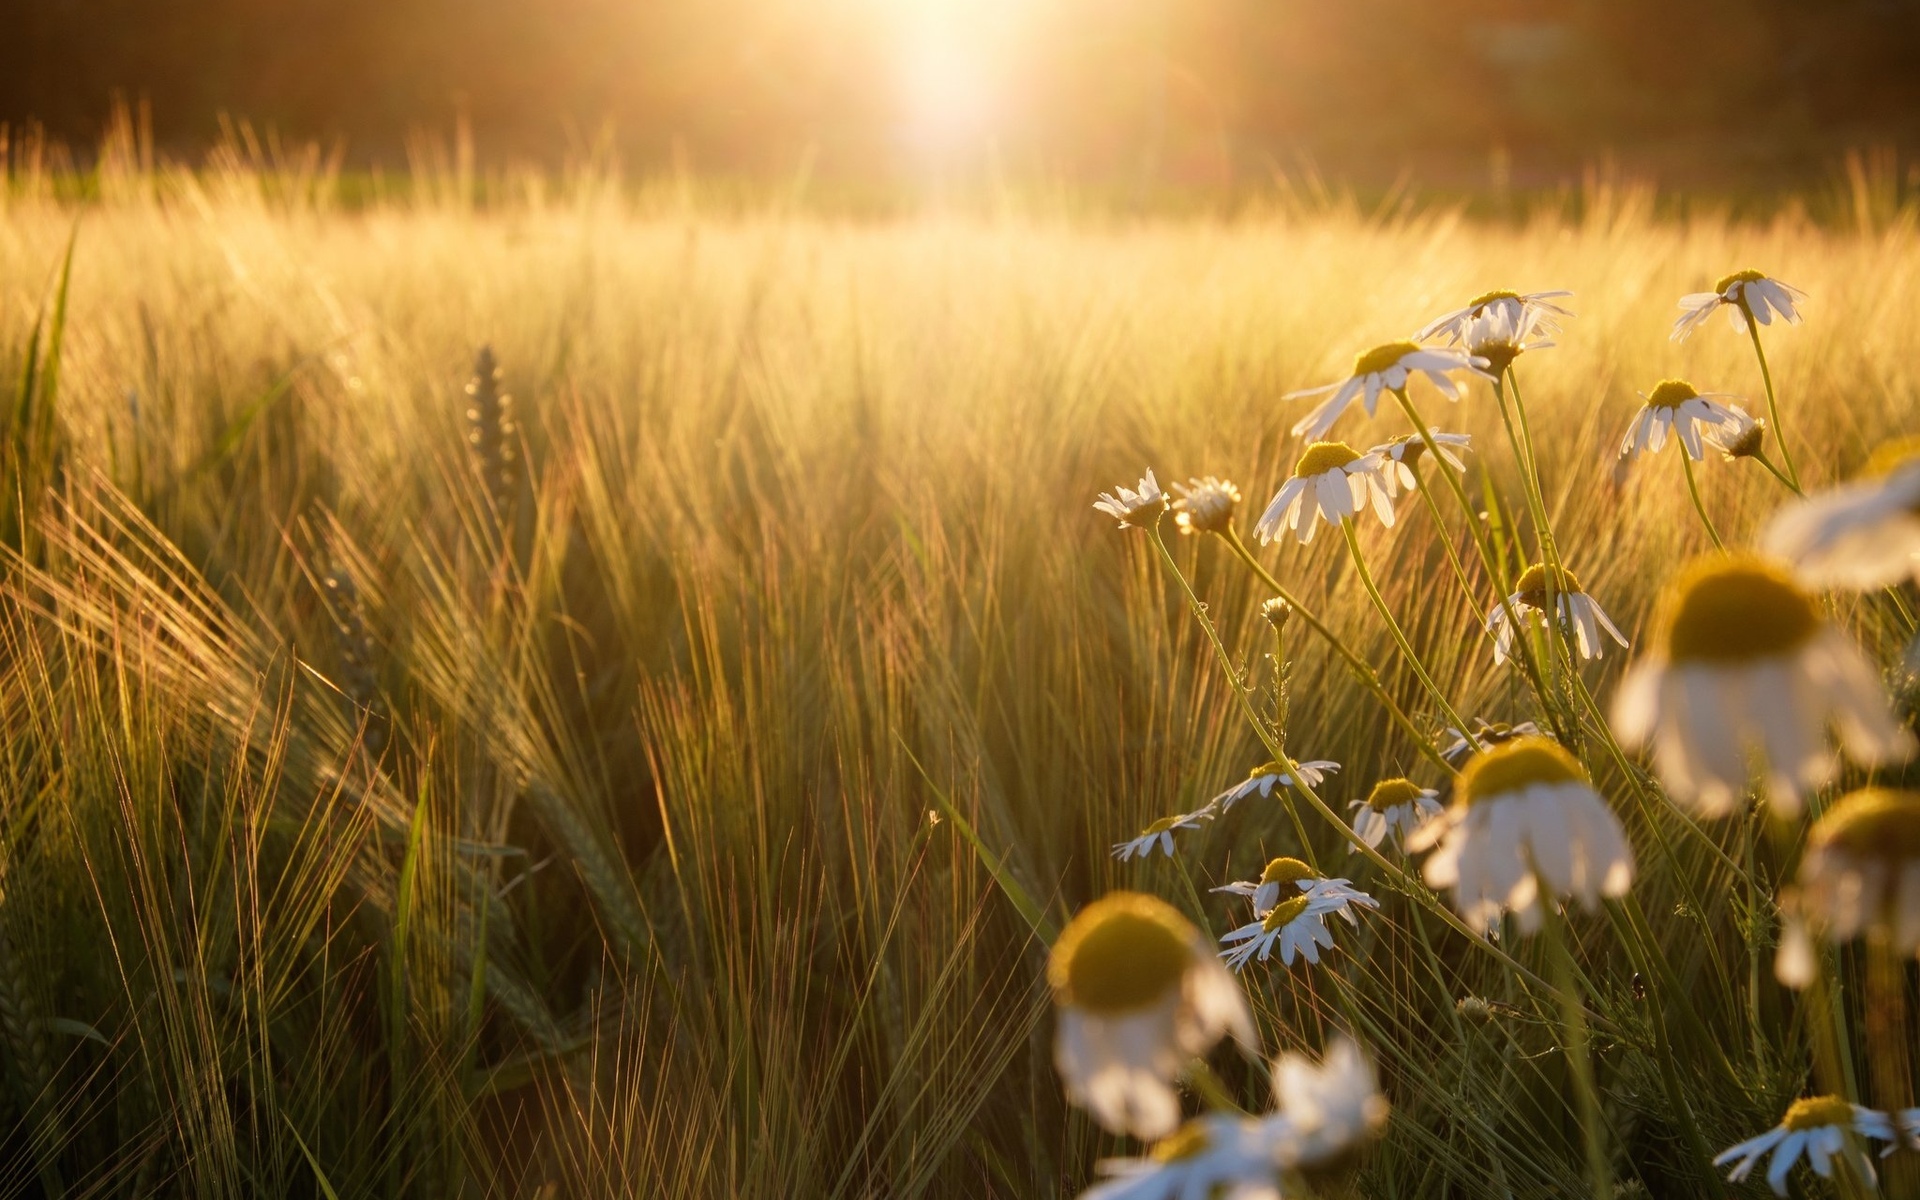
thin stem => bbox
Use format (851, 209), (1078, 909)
(1542, 897), (1611, 1200)
(1745, 311), (1801, 489)
(1677, 449), (1726, 550)
(1751, 450), (1804, 497)
(1340, 519), (1478, 743)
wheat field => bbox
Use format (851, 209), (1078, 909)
(1, 142), (1918, 1198)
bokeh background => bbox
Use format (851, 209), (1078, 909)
(5, 0), (1920, 189)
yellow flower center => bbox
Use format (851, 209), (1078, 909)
(1260, 856), (1315, 886)
(1468, 289), (1523, 312)
(1047, 892), (1196, 1016)
(1352, 340), (1422, 378)
(1714, 268), (1769, 295)
(1809, 788), (1920, 864)
(1863, 435), (1920, 479)
(1782, 1095), (1852, 1132)
(1261, 895), (1313, 932)
(1646, 379), (1700, 410)
(1659, 555), (1819, 663)
(1140, 815), (1184, 836)
(1294, 441), (1363, 478)
(1366, 777), (1425, 812)
(1150, 1121), (1212, 1162)
(1457, 737), (1586, 806)
(1514, 563), (1585, 609)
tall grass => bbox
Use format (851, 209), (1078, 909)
(1, 128), (1918, 1196)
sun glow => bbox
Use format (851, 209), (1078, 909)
(881, 0), (1026, 169)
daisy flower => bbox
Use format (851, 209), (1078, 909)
(1703, 407), (1769, 462)
(1078, 1115), (1282, 1200)
(1171, 476), (1241, 536)
(1610, 554), (1915, 817)
(1205, 759), (1340, 814)
(1112, 810), (1210, 862)
(1348, 777), (1444, 851)
(1211, 856), (1379, 920)
(1409, 736), (1635, 933)
(1761, 438), (1920, 591)
(1416, 288), (1573, 345)
(1484, 563), (1629, 665)
(1368, 432), (1471, 496)
(1617, 379), (1750, 462)
(1774, 788), (1920, 989)
(1219, 892), (1349, 971)
(1441, 720), (1542, 768)
(1254, 442), (1395, 546)
(1284, 341), (1484, 441)
(1095, 470), (1167, 529)
(1713, 1096), (1893, 1196)
(1673, 269), (1806, 343)
(1264, 1037), (1391, 1170)
(1048, 891), (1256, 1139)
(1462, 301), (1557, 378)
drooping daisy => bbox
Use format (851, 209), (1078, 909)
(1260, 597), (1292, 630)
(1793, 788), (1920, 963)
(1713, 1096), (1893, 1196)
(1078, 1115), (1283, 1200)
(1264, 1037), (1391, 1170)
(1409, 736), (1635, 933)
(1416, 288), (1574, 345)
(1761, 439), (1920, 591)
(1610, 554), (1915, 816)
(1205, 759), (1341, 814)
(1368, 431), (1471, 496)
(1348, 777), (1444, 850)
(1211, 856), (1379, 920)
(1673, 269), (1806, 343)
(1095, 470), (1167, 529)
(1484, 563), (1629, 664)
(1703, 407), (1769, 462)
(1112, 810), (1211, 862)
(1218, 892), (1348, 971)
(1462, 301), (1557, 379)
(1048, 891), (1256, 1139)
(1171, 476), (1241, 536)
(1617, 379), (1750, 462)
(1254, 442), (1395, 546)
(1284, 342), (1484, 441)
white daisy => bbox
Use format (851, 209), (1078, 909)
(1441, 721), (1542, 768)
(1172, 476), (1241, 536)
(1211, 855), (1379, 920)
(1254, 442), (1396, 546)
(1095, 470), (1168, 529)
(1409, 736), (1635, 933)
(1205, 759), (1341, 814)
(1416, 288), (1574, 345)
(1218, 891), (1356, 971)
(1462, 300), (1557, 379)
(1112, 811), (1210, 862)
(1673, 269), (1806, 343)
(1368, 432), (1471, 496)
(1264, 1037), (1391, 1170)
(1348, 777), (1444, 851)
(1617, 379), (1749, 462)
(1713, 1096), (1893, 1196)
(1793, 788), (1920, 965)
(1610, 554), (1916, 817)
(1078, 1115), (1283, 1200)
(1049, 891), (1256, 1139)
(1702, 406), (1769, 462)
(1284, 341), (1484, 440)
(1484, 563), (1629, 665)
(1761, 440), (1920, 591)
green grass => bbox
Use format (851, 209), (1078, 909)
(0, 145), (1917, 1197)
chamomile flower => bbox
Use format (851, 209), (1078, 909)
(1048, 891), (1256, 1139)
(1369, 432), (1471, 495)
(1484, 563), (1629, 664)
(1409, 737), (1635, 933)
(1348, 777), (1444, 850)
(1761, 439), (1920, 591)
(1673, 269), (1806, 343)
(1703, 407), (1769, 462)
(1095, 470), (1167, 529)
(1416, 288), (1574, 345)
(1712, 1096), (1893, 1196)
(1078, 1115), (1283, 1200)
(1113, 811), (1210, 862)
(1463, 301), (1557, 378)
(1441, 720), (1542, 767)
(1206, 759), (1341, 814)
(1219, 892), (1348, 971)
(1211, 856), (1378, 920)
(1610, 554), (1915, 816)
(1284, 342), (1484, 440)
(1171, 476), (1241, 536)
(1254, 442), (1395, 546)
(1265, 1037), (1391, 1170)
(1618, 379), (1750, 462)
(1791, 788), (1920, 968)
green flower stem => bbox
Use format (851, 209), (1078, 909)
(1744, 310), (1801, 490)
(1751, 450), (1804, 497)
(1503, 366), (1561, 566)
(1677, 448), (1726, 550)
(1540, 896), (1612, 1200)
(1340, 519), (1478, 746)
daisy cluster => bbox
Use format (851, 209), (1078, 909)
(1063, 270), (1920, 1197)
